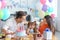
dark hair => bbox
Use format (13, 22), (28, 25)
(28, 22), (32, 28)
(26, 15), (31, 22)
(44, 15), (53, 28)
(44, 15), (55, 34)
(16, 11), (26, 19)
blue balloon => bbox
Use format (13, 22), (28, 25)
(2, 8), (10, 20)
(35, 10), (39, 17)
(48, 7), (53, 13)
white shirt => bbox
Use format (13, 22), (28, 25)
(0, 20), (5, 33)
(3, 18), (17, 33)
(16, 22), (27, 37)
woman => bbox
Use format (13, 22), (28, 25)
(39, 15), (55, 35)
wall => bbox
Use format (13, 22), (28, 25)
(54, 0), (60, 31)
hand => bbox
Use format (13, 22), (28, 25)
(10, 32), (15, 35)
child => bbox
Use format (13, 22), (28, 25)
(16, 22), (27, 40)
(39, 15), (55, 35)
(26, 22), (37, 34)
(27, 21), (40, 40)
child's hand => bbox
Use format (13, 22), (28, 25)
(10, 32), (15, 35)
(6, 32), (15, 35)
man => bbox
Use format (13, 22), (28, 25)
(2, 11), (27, 40)
(0, 20), (5, 33)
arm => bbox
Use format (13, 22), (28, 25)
(26, 29), (30, 35)
(2, 20), (15, 35)
(51, 27), (55, 35)
(2, 28), (15, 35)
(36, 29), (40, 34)
(2, 29), (7, 35)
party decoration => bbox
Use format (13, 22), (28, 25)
(2, 8), (10, 20)
(0, 0), (2, 1)
(38, 10), (45, 18)
(49, 0), (53, 2)
(1, 0), (6, 8)
(40, 0), (46, 5)
(35, 10), (39, 17)
(36, 1), (42, 10)
(51, 14), (55, 19)
(48, 7), (53, 13)
(0, 0), (6, 9)
(0, 1), (2, 9)
(0, 10), (3, 19)
(45, 12), (49, 16)
(42, 4), (48, 12)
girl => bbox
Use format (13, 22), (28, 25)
(27, 21), (40, 40)
(16, 22), (27, 40)
(39, 15), (55, 35)
(27, 22), (39, 34)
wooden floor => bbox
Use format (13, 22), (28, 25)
(0, 36), (57, 40)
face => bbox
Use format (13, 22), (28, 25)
(43, 18), (47, 22)
(17, 16), (26, 23)
(31, 23), (35, 29)
(29, 23), (35, 29)
(43, 18), (48, 24)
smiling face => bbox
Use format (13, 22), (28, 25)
(15, 11), (26, 23)
(17, 16), (26, 23)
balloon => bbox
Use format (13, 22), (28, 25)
(0, 10), (3, 19)
(40, 0), (46, 5)
(36, 1), (42, 10)
(0, 0), (2, 1)
(49, 0), (53, 2)
(35, 10), (39, 17)
(0, 1), (2, 9)
(2, 8), (10, 20)
(1, 0), (6, 8)
(48, 7), (53, 13)
(45, 12), (49, 16)
(51, 14), (55, 19)
(38, 10), (45, 18)
(42, 4), (48, 12)
(0, 0), (6, 9)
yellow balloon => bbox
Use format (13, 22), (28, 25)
(38, 10), (45, 18)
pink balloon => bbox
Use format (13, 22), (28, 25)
(40, 0), (46, 5)
(51, 14), (55, 19)
(0, 2), (2, 9)
(1, 0), (6, 9)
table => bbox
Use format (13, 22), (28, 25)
(0, 35), (57, 40)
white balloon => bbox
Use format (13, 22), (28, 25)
(0, 1), (2, 9)
(36, 2), (42, 10)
